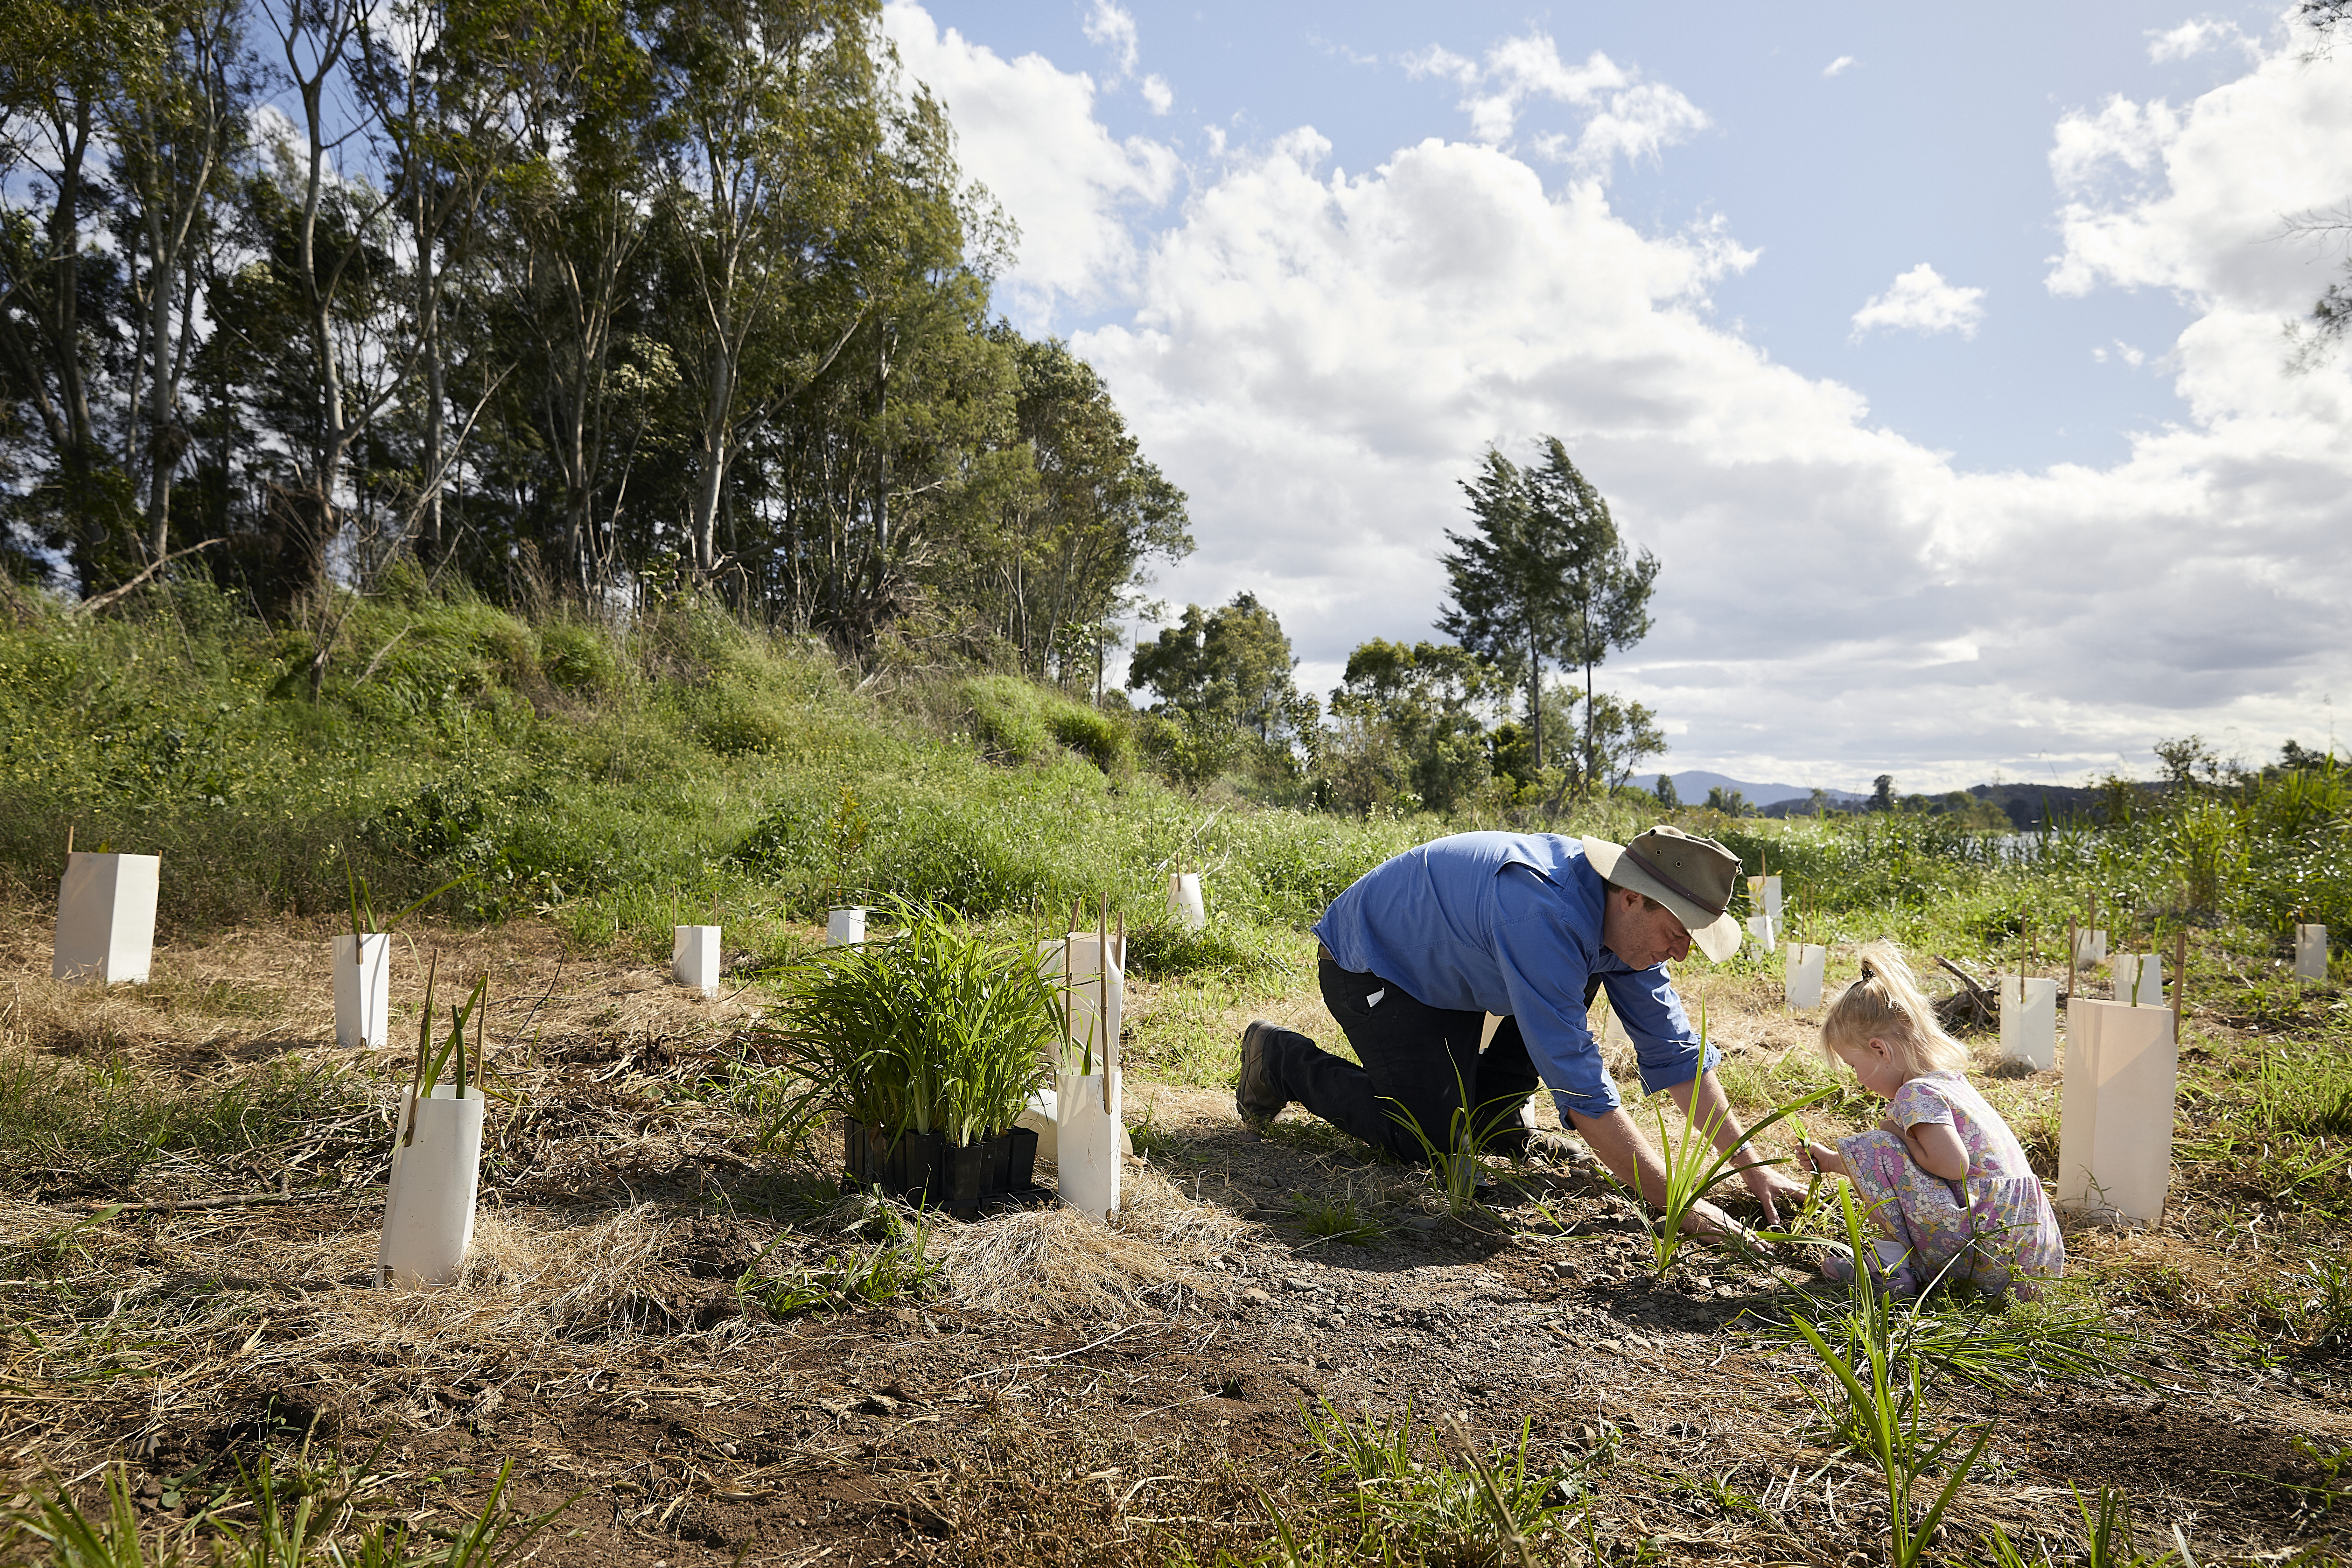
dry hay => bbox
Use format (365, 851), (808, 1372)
(937, 1164), (1250, 1322)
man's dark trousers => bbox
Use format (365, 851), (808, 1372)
(1258, 953), (1549, 1163)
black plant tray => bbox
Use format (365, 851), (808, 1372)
(842, 1119), (1045, 1219)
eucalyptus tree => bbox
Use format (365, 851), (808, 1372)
(351, 0), (526, 559)
(1527, 438), (1658, 794)
(648, 0), (875, 578)
(0, 0), (162, 586)
(979, 330), (1190, 681)
(108, 0), (247, 560)
(489, 0), (660, 588)
(1438, 444), (1571, 773)
(1439, 436), (1656, 791)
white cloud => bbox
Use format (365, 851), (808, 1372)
(1082, 0), (1139, 79)
(884, 2), (1177, 325)
(2147, 17), (2257, 62)
(2048, 94), (2183, 194)
(1822, 55), (1857, 78)
(1406, 31), (1707, 174)
(1140, 73), (1173, 115)
(1849, 264), (1987, 340)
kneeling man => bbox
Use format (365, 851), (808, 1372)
(1238, 825), (1804, 1233)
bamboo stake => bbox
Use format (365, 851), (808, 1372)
(65, 825), (74, 859)
(2067, 917), (2078, 1003)
(1099, 895), (1112, 1114)
(2172, 926), (2188, 1043)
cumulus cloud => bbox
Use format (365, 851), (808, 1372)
(1849, 264), (1988, 341)
(2147, 17), (2258, 61)
(1405, 32), (1707, 173)
(904, 10), (2352, 787)
(884, 2), (1177, 325)
(1140, 73), (1173, 114)
(1822, 55), (1857, 77)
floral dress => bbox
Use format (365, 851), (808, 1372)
(1836, 1070), (2064, 1300)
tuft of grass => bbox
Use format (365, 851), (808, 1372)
(1291, 1192), (1385, 1246)
(1291, 1399), (1582, 1567)
(0, 1050), (376, 1198)
(738, 1209), (941, 1317)
(0, 1447), (575, 1568)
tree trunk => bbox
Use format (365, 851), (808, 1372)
(1528, 622), (1542, 774)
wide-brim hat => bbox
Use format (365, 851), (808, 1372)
(1581, 825), (1745, 963)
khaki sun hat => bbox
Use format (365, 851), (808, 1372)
(1580, 825), (1745, 963)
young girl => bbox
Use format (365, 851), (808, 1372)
(1796, 943), (2064, 1300)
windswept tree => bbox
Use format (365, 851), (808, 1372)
(1439, 436), (1657, 789)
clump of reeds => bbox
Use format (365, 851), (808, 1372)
(762, 898), (1054, 1151)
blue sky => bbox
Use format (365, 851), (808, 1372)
(888, 2), (2352, 791)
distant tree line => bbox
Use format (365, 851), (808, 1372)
(0, 0), (1189, 679)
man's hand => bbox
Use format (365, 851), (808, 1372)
(1681, 1197), (1759, 1250)
(1737, 1157), (1809, 1228)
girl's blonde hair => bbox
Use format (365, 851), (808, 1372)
(1821, 941), (1971, 1077)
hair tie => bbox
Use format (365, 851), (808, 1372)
(1860, 959), (1878, 981)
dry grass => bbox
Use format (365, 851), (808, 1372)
(937, 1165), (1248, 1323)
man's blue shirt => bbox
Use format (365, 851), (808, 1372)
(1310, 831), (1716, 1118)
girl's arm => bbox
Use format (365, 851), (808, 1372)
(1903, 1121), (1969, 1182)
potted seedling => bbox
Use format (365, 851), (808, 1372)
(378, 958), (490, 1287)
(339, 855), (464, 1049)
(929, 922), (1057, 1218)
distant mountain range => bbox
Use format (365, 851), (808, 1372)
(1625, 770), (1870, 808)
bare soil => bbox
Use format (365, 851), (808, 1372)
(2, 912), (2346, 1565)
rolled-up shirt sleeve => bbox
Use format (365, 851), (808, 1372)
(1602, 967), (1719, 1098)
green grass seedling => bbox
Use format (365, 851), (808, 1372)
(1381, 1060), (1527, 1220)
(1631, 1072), (1830, 1274)
(1787, 1188), (1990, 1568)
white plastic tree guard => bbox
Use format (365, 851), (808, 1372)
(2298, 923), (2329, 983)
(2074, 929), (2108, 965)
(1745, 914), (1778, 951)
(826, 906), (867, 946)
(1051, 932), (1124, 1224)
(1166, 873), (1206, 932)
(1784, 943), (1826, 1009)
(54, 852), (161, 986)
(334, 934), (391, 1048)
(2113, 953), (2164, 1008)
(377, 1082), (484, 1287)
(673, 925), (721, 998)
(2059, 996), (2177, 1224)
(1749, 875), (1783, 919)
(1998, 976), (2058, 1070)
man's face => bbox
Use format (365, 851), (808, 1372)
(1601, 888), (1692, 969)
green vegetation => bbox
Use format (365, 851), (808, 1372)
(1, 1448), (572, 1568)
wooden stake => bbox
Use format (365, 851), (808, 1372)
(65, 825), (74, 859)
(2172, 926), (2188, 1043)
(2066, 917), (2078, 1003)
(1098, 896), (1112, 1114)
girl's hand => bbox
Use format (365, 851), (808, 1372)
(1798, 1139), (1846, 1178)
